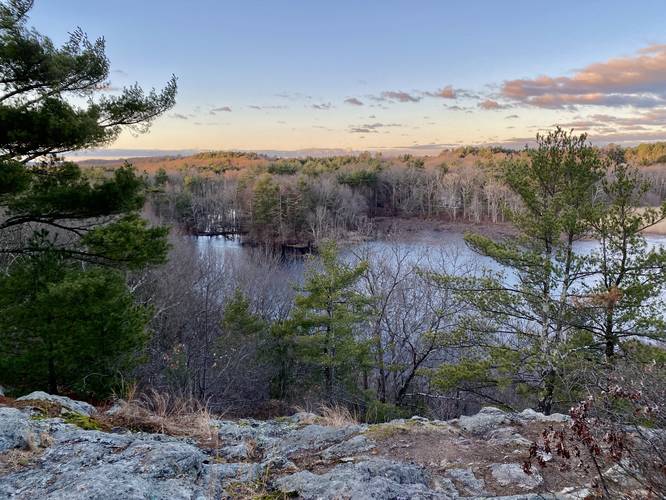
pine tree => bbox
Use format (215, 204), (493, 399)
(580, 158), (666, 359)
(0, 251), (148, 398)
(0, 0), (176, 397)
(430, 129), (605, 414)
(288, 241), (370, 402)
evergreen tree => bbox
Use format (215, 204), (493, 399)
(580, 159), (666, 359)
(0, 0), (176, 397)
(430, 129), (604, 414)
(288, 241), (370, 402)
(0, 0), (176, 264)
(0, 251), (148, 398)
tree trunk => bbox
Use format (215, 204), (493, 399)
(537, 368), (556, 415)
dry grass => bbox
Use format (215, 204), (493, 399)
(102, 387), (218, 445)
(223, 466), (289, 500)
(291, 403), (359, 427)
(317, 404), (358, 427)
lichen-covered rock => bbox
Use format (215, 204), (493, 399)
(321, 434), (375, 460)
(213, 417), (367, 463)
(218, 441), (255, 461)
(445, 467), (487, 496)
(0, 400), (605, 498)
(458, 407), (512, 435)
(287, 411), (318, 424)
(279, 423), (365, 456)
(486, 427), (532, 447)
(490, 463), (543, 490)
(0, 424), (211, 499)
(274, 458), (458, 499)
(16, 391), (96, 416)
(517, 408), (569, 423)
(0, 407), (33, 452)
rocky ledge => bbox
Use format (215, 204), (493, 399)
(0, 393), (633, 499)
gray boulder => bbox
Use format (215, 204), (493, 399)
(16, 391), (96, 417)
(489, 463), (543, 490)
(486, 427), (532, 447)
(274, 458), (458, 499)
(518, 408), (569, 423)
(458, 407), (512, 435)
(0, 424), (211, 499)
(277, 423), (365, 457)
(0, 407), (33, 452)
(445, 467), (487, 496)
(321, 434), (375, 460)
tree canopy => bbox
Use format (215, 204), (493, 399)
(0, 0), (176, 397)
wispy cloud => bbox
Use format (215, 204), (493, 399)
(211, 106), (232, 113)
(552, 108), (666, 132)
(501, 43), (666, 109)
(275, 92), (313, 100)
(344, 97), (364, 106)
(378, 90), (422, 103)
(311, 102), (333, 110)
(349, 122), (403, 133)
(248, 105), (287, 110)
(171, 113), (189, 120)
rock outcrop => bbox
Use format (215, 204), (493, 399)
(0, 392), (620, 499)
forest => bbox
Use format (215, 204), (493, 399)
(0, 1), (665, 495)
(123, 146), (666, 250)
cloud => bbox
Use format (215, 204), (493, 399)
(425, 85), (456, 99)
(379, 90), (421, 103)
(505, 114), (519, 119)
(211, 106), (232, 113)
(344, 97), (364, 106)
(276, 92), (313, 100)
(311, 102), (333, 110)
(349, 122), (403, 133)
(501, 43), (666, 109)
(171, 113), (189, 120)
(478, 99), (507, 110)
(248, 105), (287, 110)
(549, 108), (666, 134)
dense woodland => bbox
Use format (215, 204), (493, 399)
(128, 146), (666, 249)
(0, 2), (665, 494)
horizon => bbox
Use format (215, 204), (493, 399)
(29, 1), (666, 153)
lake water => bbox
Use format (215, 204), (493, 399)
(195, 229), (666, 277)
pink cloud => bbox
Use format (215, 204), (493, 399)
(426, 85), (456, 99)
(502, 44), (666, 108)
(478, 99), (506, 110)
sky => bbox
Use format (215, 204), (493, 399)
(28, 0), (666, 155)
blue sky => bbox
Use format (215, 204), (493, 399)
(29, 1), (666, 153)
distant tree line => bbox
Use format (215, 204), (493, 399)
(146, 146), (666, 249)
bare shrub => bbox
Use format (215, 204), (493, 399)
(523, 357), (666, 498)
